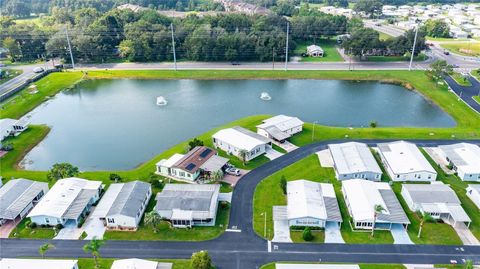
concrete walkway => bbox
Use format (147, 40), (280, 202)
(324, 222), (344, 244)
(272, 140), (298, 152)
(423, 147), (455, 175)
(404, 264), (435, 269)
(391, 224), (414, 245)
(265, 147), (283, 160)
(452, 222), (480, 246)
(83, 205), (106, 240)
(0, 220), (17, 238)
(218, 192), (232, 203)
(54, 222), (83, 240)
(272, 206), (292, 243)
(316, 149), (334, 168)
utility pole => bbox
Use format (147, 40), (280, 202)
(65, 26), (75, 69)
(284, 22), (289, 71)
(409, 25), (419, 71)
(272, 48), (275, 70)
(170, 23), (177, 71)
(312, 121), (317, 141)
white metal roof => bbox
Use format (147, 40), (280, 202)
(213, 126), (270, 151)
(0, 259), (78, 269)
(329, 142), (382, 175)
(276, 264), (360, 269)
(0, 179), (48, 220)
(377, 141), (436, 175)
(111, 259), (172, 269)
(257, 115), (304, 132)
(342, 179), (389, 222)
(28, 177), (101, 219)
(96, 181), (150, 219)
(156, 153), (185, 168)
(306, 45), (324, 53)
(438, 143), (480, 174)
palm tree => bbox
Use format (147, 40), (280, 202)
(417, 211), (436, 238)
(83, 237), (104, 269)
(239, 149), (248, 165)
(211, 170), (224, 181)
(144, 211), (162, 233)
(464, 259), (473, 269)
(39, 243), (55, 259)
(371, 204), (386, 237)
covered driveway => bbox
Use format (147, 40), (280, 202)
(391, 223), (413, 244)
(324, 221), (344, 243)
(272, 206), (292, 243)
(265, 147), (284, 160)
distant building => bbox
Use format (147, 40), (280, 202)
(401, 183), (471, 227)
(0, 179), (48, 225)
(111, 259), (172, 269)
(0, 259), (78, 269)
(218, 0), (269, 15)
(156, 146), (229, 182)
(377, 141), (437, 182)
(116, 4), (145, 12)
(466, 184), (480, 209)
(95, 181), (151, 230)
(283, 180), (342, 228)
(306, 45), (324, 57)
(213, 126), (271, 161)
(328, 142), (382, 181)
(0, 118), (29, 141)
(342, 179), (410, 230)
(438, 143), (480, 181)
(155, 184), (220, 228)
(28, 178), (103, 226)
(256, 115), (304, 143)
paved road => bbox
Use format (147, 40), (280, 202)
(444, 74), (480, 113)
(1, 139), (480, 268)
(0, 61), (53, 98)
(364, 20), (405, 37)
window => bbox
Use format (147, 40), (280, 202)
(179, 172), (185, 177)
(45, 218), (50, 223)
(108, 218), (115, 223)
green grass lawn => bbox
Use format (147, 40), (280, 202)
(293, 39), (343, 62)
(261, 263), (406, 269)
(290, 230), (325, 243)
(9, 217), (56, 239)
(378, 31), (393, 41)
(440, 42), (480, 57)
(450, 72), (472, 86)
(76, 258), (194, 269)
(0, 69), (23, 84)
(474, 96), (480, 104)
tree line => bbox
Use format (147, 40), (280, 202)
(1, 7), (348, 63)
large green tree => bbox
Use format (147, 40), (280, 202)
(354, 0), (382, 19)
(47, 163), (80, 181)
(191, 250), (212, 269)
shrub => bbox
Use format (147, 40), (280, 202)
(77, 217), (85, 228)
(191, 250), (212, 269)
(109, 173), (122, 182)
(369, 121), (378, 128)
(302, 227), (314, 241)
(28, 222), (37, 229)
(220, 201), (230, 209)
(55, 224), (64, 230)
(280, 175), (287, 195)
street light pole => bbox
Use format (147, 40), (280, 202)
(170, 23), (177, 71)
(409, 24), (419, 71)
(312, 121), (318, 141)
(284, 22), (289, 71)
(65, 26), (75, 69)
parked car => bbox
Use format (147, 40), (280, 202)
(54, 64), (64, 69)
(443, 50), (450, 55)
(225, 167), (241, 176)
(33, 67), (44, 73)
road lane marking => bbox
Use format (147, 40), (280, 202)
(226, 229), (242, 232)
(267, 241), (271, 253)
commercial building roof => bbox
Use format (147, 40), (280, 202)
(111, 258), (172, 269)
(276, 264), (360, 269)
(173, 146), (217, 173)
(0, 179), (48, 220)
(213, 126), (270, 151)
(377, 141), (436, 174)
(0, 259), (78, 269)
(343, 179), (409, 224)
(28, 177), (101, 220)
(287, 180), (342, 222)
(96, 181), (150, 219)
(155, 184), (220, 220)
(328, 142), (382, 175)
(438, 143), (480, 174)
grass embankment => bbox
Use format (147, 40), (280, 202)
(364, 53), (427, 62)
(440, 42), (480, 57)
(450, 72), (472, 87)
(474, 96), (480, 104)
(260, 263), (406, 269)
(0, 69), (22, 84)
(9, 217), (55, 239)
(294, 39), (344, 62)
(253, 154), (393, 244)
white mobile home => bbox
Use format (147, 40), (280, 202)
(213, 126), (271, 161)
(95, 181), (151, 230)
(377, 141), (437, 182)
(306, 45), (324, 57)
(28, 178), (102, 226)
(328, 142), (382, 181)
(111, 259), (172, 269)
(155, 184), (220, 228)
(342, 179), (410, 230)
(256, 115), (304, 142)
(285, 180), (342, 228)
(466, 184), (480, 209)
(438, 143), (480, 181)
(0, 179), (48, 225)
(156, 147), (229, 182)
(0, 118), (29, 141)
(401, 183), (471, 227)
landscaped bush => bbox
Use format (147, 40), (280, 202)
(28, 221), (37, 229)
(55, 224), (63, 230)
(302, 227), (314, 241)
(290, 226), (323, 231)
(77, 217), (85, 228)
(220, 201), (230, 210)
